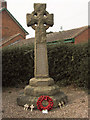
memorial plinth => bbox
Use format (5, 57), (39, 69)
(17, 3), (68, 108)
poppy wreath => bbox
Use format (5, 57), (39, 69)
(37, 95), (54, 111)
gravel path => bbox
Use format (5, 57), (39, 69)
(2, 85), (89, 118)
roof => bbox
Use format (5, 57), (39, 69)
(0, 33), (24, 46)
(0, 7), (29, 35)
(46, 26), (88, 43)
(13, 37), (35, 47)
(14, 26), (88, 46)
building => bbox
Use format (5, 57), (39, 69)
(47, 26), (89, 44)
(0, 0), (28, 47)
(0, 0), (88, 47)
(14, 26), (89, 46)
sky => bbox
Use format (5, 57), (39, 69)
(6, 0), (89, 38)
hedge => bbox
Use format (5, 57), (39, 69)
(47, 43), (88, 88)
(2, 43), (88, 88)
(2, 44), (34, 86)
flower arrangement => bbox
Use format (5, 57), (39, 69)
(37, 95), (54, 111)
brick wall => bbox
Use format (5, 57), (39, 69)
(75, 28), (89, 44)
(2, 34), (24, 47)
(88, 27), (90, 39)
(2, 10), (26, 39)
(0, 1), (7, 9)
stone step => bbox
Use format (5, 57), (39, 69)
(24, 84), (60, 96)
(29, 77), (54, 86)
(17, 91), (68, 108)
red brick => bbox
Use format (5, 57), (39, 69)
(75, 28), (89, 44)
(2, 10), (26, 39)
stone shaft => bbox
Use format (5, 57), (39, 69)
(27, 3), (53, 78)
(35, 27), (48, 78)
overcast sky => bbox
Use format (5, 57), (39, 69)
(6, 0), (89, 38)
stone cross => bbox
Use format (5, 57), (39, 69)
(27, 3), (53, 78)
(30, 104), (34, 111)
(17, 3), (68, 108)
(24, 104), (29, 110)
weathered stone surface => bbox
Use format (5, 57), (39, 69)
(24, 85), (60, 96)
(35, 43), (48, 77)
(27, 3), (53, 78)
(27, 4), (53, 30)
(29, 77), (54, 86)
(17, 91), (68, 108)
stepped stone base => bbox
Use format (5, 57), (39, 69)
(24, 85), (60, 96)
(17, 91), (68, 108)
(17, 77), (68, 108)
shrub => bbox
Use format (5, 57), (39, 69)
(48, 43), (88, 88)
(2, 44), (34, 86)
(2, 43), (88, 88)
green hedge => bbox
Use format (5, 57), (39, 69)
(2, 45), (34, 86)
(47, 43), (88, 88)
(2, 43), (88, 88)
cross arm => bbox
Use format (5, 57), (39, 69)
(43, 14), (54, 27)
(26, 13), (38, 27)
(43, 11), (54, 27)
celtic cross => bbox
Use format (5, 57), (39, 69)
(27, 3), (53, 78)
